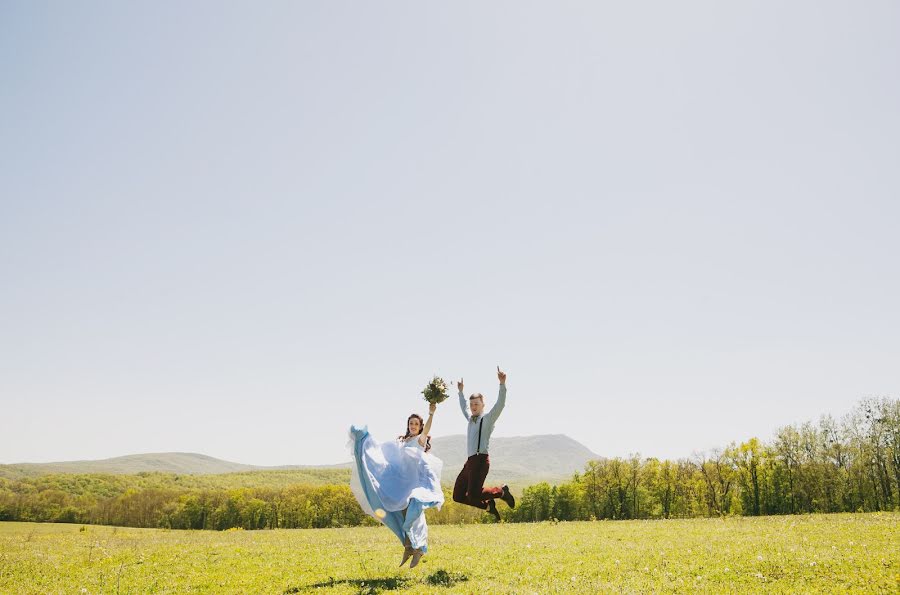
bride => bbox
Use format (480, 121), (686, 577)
(349, 402), (444, 568)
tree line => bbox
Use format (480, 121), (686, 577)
(0, 478), (487, 529)
(1, 397), (896, 529)
(507, 397), (899, 522)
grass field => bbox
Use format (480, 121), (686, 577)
(1, 513), (896, 593)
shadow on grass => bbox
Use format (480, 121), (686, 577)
(283, 570), (468, 594)
(425, 569), (469, 587)
(284, 576), (408, 595)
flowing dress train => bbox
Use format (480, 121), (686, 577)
(348, 425), (444, 552)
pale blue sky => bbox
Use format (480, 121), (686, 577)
(2, 1), (898, 465)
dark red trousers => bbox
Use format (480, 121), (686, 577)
(452, 453), (503, 509)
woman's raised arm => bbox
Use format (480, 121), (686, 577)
(419, 402), (437, 447)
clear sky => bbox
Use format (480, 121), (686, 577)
(2, 1), (898, 466)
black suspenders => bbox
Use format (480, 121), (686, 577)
(476, 417), (484, 454)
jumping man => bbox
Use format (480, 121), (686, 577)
(452, 366), (515, 520)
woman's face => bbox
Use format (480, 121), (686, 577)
(408, 416), (422, 435)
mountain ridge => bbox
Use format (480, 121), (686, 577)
(2, 434), (598, 484)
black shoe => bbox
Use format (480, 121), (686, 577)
(486, 499), (501, 521)
(500, 485), (516, 509)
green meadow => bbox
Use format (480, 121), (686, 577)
(1, 513), (896, 594)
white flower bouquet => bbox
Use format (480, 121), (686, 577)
(421, 376), (449, 405)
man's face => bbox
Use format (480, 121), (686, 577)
(469, 397), (484, 417)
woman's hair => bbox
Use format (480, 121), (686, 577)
(399, 413), (425, 440)
(424, 435), (432, 453)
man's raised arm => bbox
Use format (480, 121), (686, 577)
(485, 367), (507, 422)
(457, 378), (470, 421)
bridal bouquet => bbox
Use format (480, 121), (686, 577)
(421, 376), (449, 405)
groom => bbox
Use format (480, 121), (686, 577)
(452, 366), (515, 521)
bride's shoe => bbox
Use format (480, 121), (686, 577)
(400, 545), (414, 566)
(409, 548), (424, 569)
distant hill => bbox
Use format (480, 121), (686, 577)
(1, 434), (597, 486)
(0, 452), (346, 480)
(430, 434), (597, 486)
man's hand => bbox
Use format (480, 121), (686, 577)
(497, 366), (507, 384)
(457, 378), (464, 392)
(429, 403), (436, 415)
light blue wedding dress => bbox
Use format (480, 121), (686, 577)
(348, 425), (444, 552)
